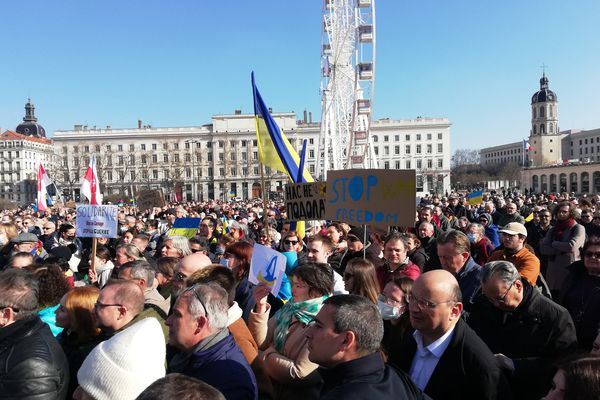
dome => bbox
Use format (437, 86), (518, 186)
(531, 74), (557, 104)
(15, 100), (46, 138)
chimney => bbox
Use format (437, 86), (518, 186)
(138, 119), (142, 129)
(234, 109), (242, 115)
(309, 112), (313, 124)
(303, 110), (307, 124)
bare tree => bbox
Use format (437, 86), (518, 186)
(451, 149), (480, 168)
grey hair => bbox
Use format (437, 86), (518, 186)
(0, 269), (39, 320)
(185, 283), (229, 332)
(117, 244), (144, 260)
(481, 260), (521, 285)
(468, 223), (485, 236)
(166, 236), (192, 257)
(323, 294), (383, 356)
(123, 260), (154, 287)
(229, 221), (249, 237)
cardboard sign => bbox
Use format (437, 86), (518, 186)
(75, 205), (119, 238)
(284, 181), (327, 221)
(136, 189), (165, 212)
(249, 244), (286, 297)
(324, 169), (416, 228)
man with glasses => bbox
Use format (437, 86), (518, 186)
(487, 222), (540, 287)
(40, 221), (56, 252)
(0, 269), (69, 398)
(390, 270), (510, 400)
(467, 261), (577, 400)
(94, 280), (147, 340)
(166, 283), (258, 399)
(172, 252), (212, 294)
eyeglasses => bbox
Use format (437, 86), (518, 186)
(184, 286), (209, 320)
(94, 301), (123, 309)
(283, 240), (299, 246)
(495, 281), (515, 303)
(378, 293), (403, 307)
(174, 271), (187, 282)
(584, 251), (600, 259)
(406, 293), (454, 310)
(42, 227), (53, 230)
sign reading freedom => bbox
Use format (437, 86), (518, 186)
(284, 182), (327, 221)
(324, 169), (416, 229)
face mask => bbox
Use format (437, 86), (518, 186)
(219, 257), (229, 267)
(0, 236), (6, 246)
(377, 300), (403, 320)
(467, 233), (477, 243)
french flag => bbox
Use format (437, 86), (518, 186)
(36, 163), (52, 212)
(523, 139), (533, 151)
(81, 155), (102, 205)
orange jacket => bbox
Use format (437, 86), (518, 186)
(488, 246), (540, 286)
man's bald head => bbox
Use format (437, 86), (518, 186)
(174, 252), (212, 292)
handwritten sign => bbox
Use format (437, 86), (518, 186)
(324, 169), (416, 229)
(249, 244), (286, 297)
(75, 205), (119, 238)
(284, 181), (326, 221)
(136, 189), (165, 212)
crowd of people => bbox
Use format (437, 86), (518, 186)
(1, 191), (600, 399)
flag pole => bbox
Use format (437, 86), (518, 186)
(259, 161), (271, 242)
(90, 237), (97, 279)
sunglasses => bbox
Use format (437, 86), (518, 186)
(283, 240), (299, 245)
(584, 251), (600, 259)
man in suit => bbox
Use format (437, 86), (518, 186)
(389, 270), (512, 400)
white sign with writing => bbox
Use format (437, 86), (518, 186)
(76, 205), (119, 238)
(249, 244), (286, 297)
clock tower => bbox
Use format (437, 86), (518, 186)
(528, 74), (560, 166)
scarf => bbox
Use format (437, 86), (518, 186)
(552, 217), (576, 240)
(273, 295), (328, 352)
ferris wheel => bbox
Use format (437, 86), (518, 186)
(317, 0), (377, 179)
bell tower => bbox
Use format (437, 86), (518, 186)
(529, 73), (560, 166)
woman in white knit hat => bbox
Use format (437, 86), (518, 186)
(73, 317), (166, 400)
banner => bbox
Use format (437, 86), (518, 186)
(284, 181), (326, 221)
(75, 205), (119, 238)
(167, 218), (201, 239)
(324, 169), (416, 229)
(136, 189), (165, 212)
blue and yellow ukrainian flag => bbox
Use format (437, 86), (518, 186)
(252, 72), (313, 184)
(167, 218), (201, 239)
(466, 190), (483, 206)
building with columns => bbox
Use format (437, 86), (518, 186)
(480, 74), (600, 194)
(52, 112), (451, 202)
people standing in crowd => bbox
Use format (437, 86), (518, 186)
(498, 202), (525, 227)
(135, 373), (225, 400)
(155, 256), (178, 301)
(376, 233), (421, 289)
(166, 283), (258, 399)
(55, 285), (102, 398)
(249, 263), (333, 400)
(478, 212), (501, 248)
(380, 276), (413, 358)
(34, 264), (72, 336)
(526, 208), (552, 276)
(119, 260), (171, 317)
(390, 270), (512, 400)
(403, 232), (428, 271)
(541, 201), (586, 298)
(172, 252), (213, 295)
(467, 223), (495, 265)
(87, 246), (115, 288)
(161, 235), (193, 258)
(0, 268), (69, 399)
(306, 294), (428, 400)
(541, 356), (600, 400)
(416, 222), (440, 269)
(468, 261), (577, 400)
(325, 223), (347, 274)
(305, 235), (347, 295)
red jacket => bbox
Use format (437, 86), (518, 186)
(376, 259), (421, 289)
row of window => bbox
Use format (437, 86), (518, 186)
(372, 132), (444, 143)
(484, 148), (523, 158)
(373, 143), (444, 156)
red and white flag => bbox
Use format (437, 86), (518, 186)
(37, 163), (52, 212)
(81, 155), (102, 205)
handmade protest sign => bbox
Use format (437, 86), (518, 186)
(76, 205), (119, 238)
(284, 181), (327, 221)
(324, 169), (416, 229)
(136, 189), (165, 212)
(249, 244), (287, 297)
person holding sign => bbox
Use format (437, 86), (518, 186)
(248, 263), (333, 400)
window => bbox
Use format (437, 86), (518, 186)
(151, 155), (156, 163)
(196, 154), (201, 162)
(427, 159), (433, 168)
(405, 160), (411, 169)
(437, 159), (443, 168)
(395, 135), (400, 141)
(73, 146), (79, 153)
(163, 143), (168, 150)
(120, 171), (126, 180)
(84, 145), (89, 152)
(405, 134), (410, 141)
(218, 141), (224, 148)
(107, 171), (112, 181)
(118, 156), (124, 165)
(416, 134), (421, 141)
(185, 142), (191, 149)
(219, 153), (224, 161)
(95, 145), (100, 152)
(427, 144), (432, 154)
(384, 161), (389, 169)
(174, 143), (179, 150)
(129, 144), (134, 151)
(130, 171), (135, 180)
(230, 153), (236, 161)
(427, 133), (432, 140)
(207, 142), (212, 149)
(185, 154), (191, 162)
(174, 154), (180, 162)
(185, 168), (191, 178)
(164, 170), (169, 179)
(416, 160), (422, 169)
(253, 151), (258, 160)
(438, 143), (443, 153)
(395, 161), (401, 169)
(208, 167), (213, 176)
(242, 140), (247, 147)
(129, 155), (135, 164)
(374, 147), (379, 155)
(152, 144), (157, 150)
(309, 149), (315, 158)
(164, 154), (169, 162)
(141, 144), (146, 150)
(208, 153), (213, 162)
(438, 133), (442, 140)
(254, 167), (259, 175)
(242, 167), (248, 175)
(230, 168), (237, 176)
(405, 145), (411, 154)
(373, 136), (378, 143)
(219, 168), (224, 176)
(152, 170), (158, 180)
(384, 146), (389, 155)
(309, 138), (314, 145)
(384, 135), (389, 142)
(242, 152), (247, 161)
(416, 144), (422, 154)
(395, 146), (400, 155)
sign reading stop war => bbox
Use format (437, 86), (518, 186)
(285, 182), (327, 221)
(324, 169), (416, 229)
(76, 205), (119, 238)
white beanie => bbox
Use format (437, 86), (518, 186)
(77, 318), (166, 400)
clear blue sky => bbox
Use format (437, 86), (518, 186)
(1, 0), (599, 152)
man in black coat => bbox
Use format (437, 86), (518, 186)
(389, 270), (512, 400)
(467, 260), (577, 400)
(306, 294), (429, 400)
(0, 269), (69, 399)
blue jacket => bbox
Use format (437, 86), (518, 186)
(173, 333), (257, 400)
(38, 304), (63, 337)
(457, 257), (482, 311)
(485, 224), (500, 248)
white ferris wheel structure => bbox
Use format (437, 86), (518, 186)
(317, 0), (377, 179)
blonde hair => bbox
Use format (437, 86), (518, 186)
(0, 222), (18, 241)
